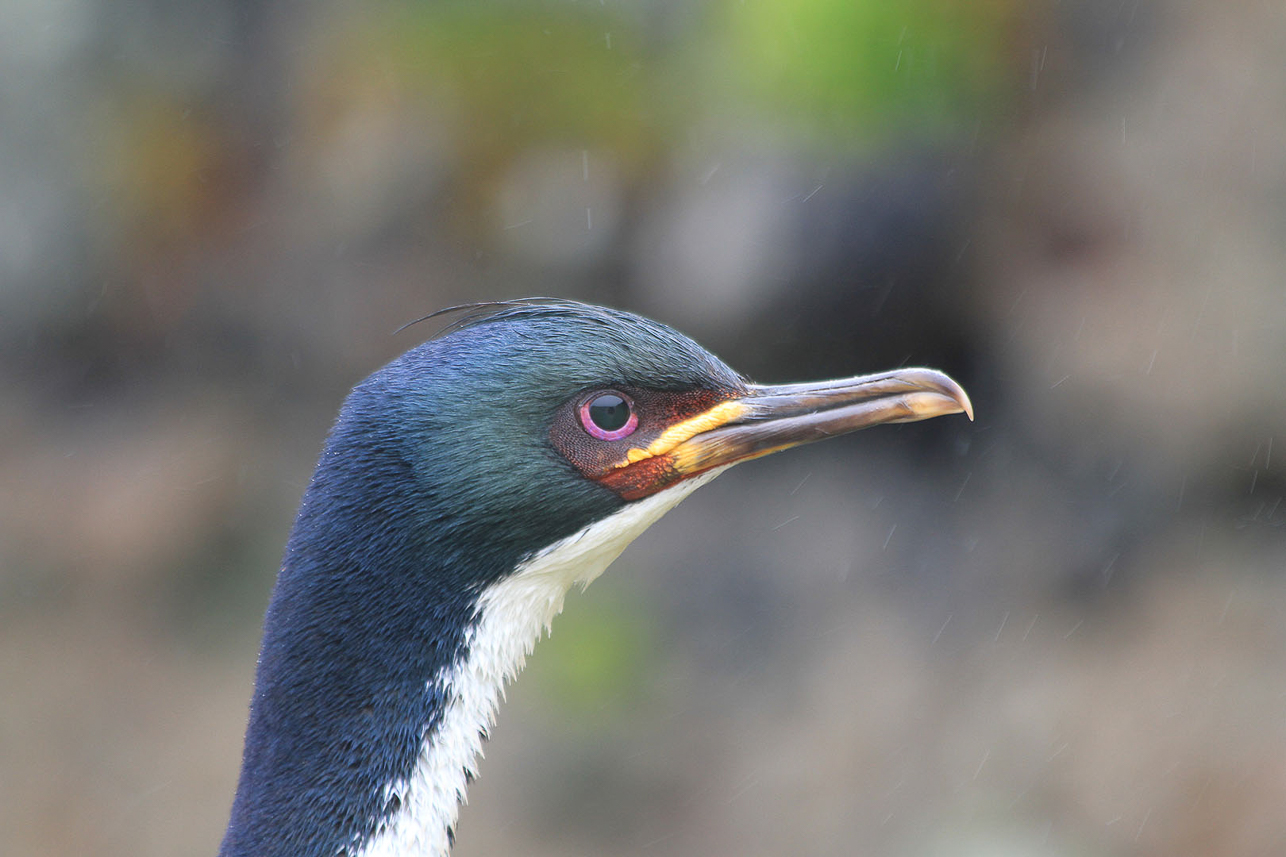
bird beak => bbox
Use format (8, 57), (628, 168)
(599, 367), (972, 500)
(664, 367), (973, 477)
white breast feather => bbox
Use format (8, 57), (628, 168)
(355, 467), (727, 857)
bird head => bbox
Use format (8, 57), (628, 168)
(319, 299), (970, 585)
(224, 299), (971, 857)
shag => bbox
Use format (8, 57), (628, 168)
(220, 299), (972, 857)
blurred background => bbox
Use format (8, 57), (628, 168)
(3, 0), (1285, 855)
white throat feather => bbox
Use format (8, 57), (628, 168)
(355, 466), (727, 857)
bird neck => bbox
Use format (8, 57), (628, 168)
(221, 462), (724, 857)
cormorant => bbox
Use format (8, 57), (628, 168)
(219, 299), (971, 857)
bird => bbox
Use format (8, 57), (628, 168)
(219, 299), (972, 857)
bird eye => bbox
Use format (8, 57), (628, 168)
(579, 392), (638, 441)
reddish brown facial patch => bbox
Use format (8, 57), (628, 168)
(597, 452), (683, 500)
(549, 385), (743, 498)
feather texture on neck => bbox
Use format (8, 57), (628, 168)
(353, 468), (725, 857)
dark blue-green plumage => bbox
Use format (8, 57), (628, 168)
(220, 302), (745, 857)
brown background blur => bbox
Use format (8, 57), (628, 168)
(3, 1), (1285, 855)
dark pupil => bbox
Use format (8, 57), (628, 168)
(589, 395), (630, 431)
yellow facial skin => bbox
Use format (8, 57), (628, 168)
(619, 400), (751, 467)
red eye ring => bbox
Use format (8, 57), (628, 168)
(579, 391), (638, 441)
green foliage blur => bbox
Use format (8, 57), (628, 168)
(727, 0), (1021, 140)
(316, 0), (1021, 163)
